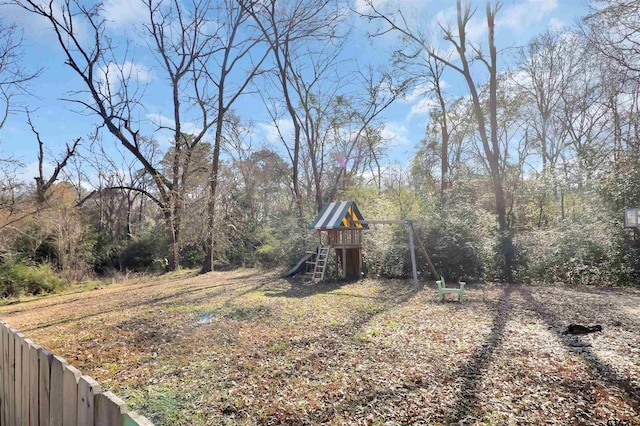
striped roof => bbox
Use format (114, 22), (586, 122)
(309, 201), (368, 230)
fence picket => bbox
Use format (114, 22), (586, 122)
(77, 375), (101, 426)
(123, 411), (155, 426)
(0, 322), (5, 426)
(15, 332), (24, 426)
(21, 338), (32, 425)
(8, 327), (15, 426)
(39, 348), (53, 426)
(95, 391), (127, 426)
(62, 363), (81, 426)
(50, 355), (66, 426)
(29, 341), (41, 426)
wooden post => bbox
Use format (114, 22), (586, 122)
(14, 332), (24, 426)
(77, 375), (101, 426)
(29, 342), (41, 426)
(412, 227), (440, 280)
(50, 356), (66, 426)
(407, 220), (419, 287)
(123, 411), (155, 426)
(95, 391), (128, 426)
(39, 348), (53, 426)
(62, 363), (81, 426)
(0, 322), (5, 426)
(21, 339), (32, 426)
(8, 327), (15, 426)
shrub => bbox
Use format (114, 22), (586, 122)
(179, 243), (204, 269)
(118, 222), (169, 272)
(0, 261), (64, 298)
(517, 217), (630, 286)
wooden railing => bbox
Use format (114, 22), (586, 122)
(0, 319), (154, 426)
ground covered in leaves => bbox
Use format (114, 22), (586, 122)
(1, 270), (639, 425)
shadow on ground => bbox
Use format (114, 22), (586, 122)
(446, 284), (514, 423)
(517, 286), (640, 411)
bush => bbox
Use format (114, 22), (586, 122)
(179, 243), (204, 268)
(517, 217), (630, 286)
(342, 183), (495, 281)
(0, 261), (64, 298)
(114, 222), (168, 272)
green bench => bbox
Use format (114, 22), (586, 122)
(436, 278), (465, 302)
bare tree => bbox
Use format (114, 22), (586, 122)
(27, 113), (82, 204)
(514, 30), (582, 175)
(0, 16), (41, 211)
(361, 0), (514, 280)
(245, 0), (345, 218)
(0, 17), (41, 130)
(14, 0), (219, 270)
(583, 0), (640, 78)
(200, 0), (269, 274)
(324, 68), (404, 201)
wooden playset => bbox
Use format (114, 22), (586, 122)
(284, 200), (465, 301)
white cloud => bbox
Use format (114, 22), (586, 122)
(15, 161), (54, 185)
(354, 0), (430, 17)
(433, 6), (487, 49)
(403, 82), (432, 103)
(147, 113), (175, 129)
(257, 120), (295, 146)
(102, 0), (148, 28)
(408, 98), (437, 120)
(353, 0), (395, 15)
(547, 17), (565, 32)
(380, 121), (411, 146)
(5, 1), (91, 45)
(146, 113), (206, 149)
(509, 69), (530, 88)
(498, 0), (558, 32)
(100, 61), (153, 90)
(4, 4), (50, 40)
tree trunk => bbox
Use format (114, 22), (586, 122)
(201, 127), (223, 274)
(164, 209), (180, 271)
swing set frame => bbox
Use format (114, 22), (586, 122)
(355, 219), (465, 301)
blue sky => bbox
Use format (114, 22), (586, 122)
(1, 0), (590, 184)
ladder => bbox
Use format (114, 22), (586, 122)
(306, 245), (331, 281)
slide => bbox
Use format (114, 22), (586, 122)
(282, 249), (317, 278)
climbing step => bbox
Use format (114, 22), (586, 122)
(304, 245), (330, 281)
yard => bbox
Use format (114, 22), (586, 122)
(0, 270), (639, 425)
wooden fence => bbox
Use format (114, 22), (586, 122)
(0, 319), (154, 426)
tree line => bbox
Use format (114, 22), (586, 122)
(1, 0), (639, 295)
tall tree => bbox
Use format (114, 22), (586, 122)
(0, 17), (40, 130)
(200, 0), (269, 274)
(323, 69), (404, 200)
(362, 0), (514, 280)
(245, 0), (344, 217)
(0, 15), (41, 210)
(27, 113), (81, 204)
(583, 0), (640, 79)
(15, 0), (218, 270)
(515, 30), (581, 174)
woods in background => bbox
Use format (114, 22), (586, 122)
(1, 0), (640, 296)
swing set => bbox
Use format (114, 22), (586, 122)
(299, 201), (465, 302)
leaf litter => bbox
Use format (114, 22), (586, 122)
(0, 270), (638, 425)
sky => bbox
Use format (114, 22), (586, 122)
(0, 0), (591, 185)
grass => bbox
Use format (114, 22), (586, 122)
(0, 269), (639, 425)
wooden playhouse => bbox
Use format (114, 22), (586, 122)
(308, 201), (368, 279)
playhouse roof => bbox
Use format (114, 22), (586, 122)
(309, 201), (368, 230)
